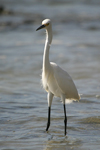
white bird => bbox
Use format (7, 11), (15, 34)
(36, 19), (80, 135)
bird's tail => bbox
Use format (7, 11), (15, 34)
(65, 94), (80, 104)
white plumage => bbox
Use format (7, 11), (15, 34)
(36, 19), (80, 135)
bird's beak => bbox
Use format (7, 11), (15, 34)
(36, 24), (45, 31)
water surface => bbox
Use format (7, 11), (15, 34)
(0, 0), (100, 149)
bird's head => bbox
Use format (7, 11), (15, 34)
(36, 19), (51, 31)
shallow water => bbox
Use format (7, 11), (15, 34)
(0, 0), (100, 150)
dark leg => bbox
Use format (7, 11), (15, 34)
(63, 104), (67, 135)
(46, 106), (51, 131)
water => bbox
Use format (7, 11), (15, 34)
(0, 0), (100, 149)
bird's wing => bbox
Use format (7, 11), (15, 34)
(51, 62), (79, 100)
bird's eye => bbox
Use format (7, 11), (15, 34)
(45, 23), (49, 26)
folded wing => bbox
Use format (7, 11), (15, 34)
(51, 62), (80, 101)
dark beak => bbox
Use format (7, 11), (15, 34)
(36, 25), (45, 31)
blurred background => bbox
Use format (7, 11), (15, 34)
(0, 0), (100, 150)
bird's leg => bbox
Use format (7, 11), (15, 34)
(61, 95), (67, 135)
(46, 92), (54, 132)
(63, 104), (67, 135)
(46, 106), (51, 131)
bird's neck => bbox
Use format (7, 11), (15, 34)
(43, 26), (52, 73)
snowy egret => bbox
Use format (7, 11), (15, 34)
(36, 19), (80, 135)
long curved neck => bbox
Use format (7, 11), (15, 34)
(43, 25), (52, 72)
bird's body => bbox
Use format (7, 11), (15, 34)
(42, 62), (79, 100)
(36, 19), (80, 135)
